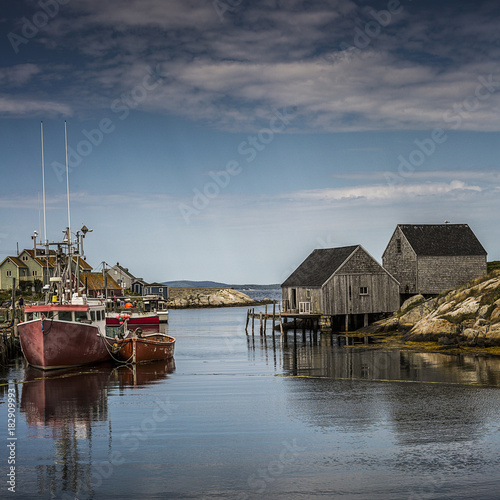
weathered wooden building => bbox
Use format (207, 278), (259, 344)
(282, 245), (400, 329)
(382, 224), (487, 297)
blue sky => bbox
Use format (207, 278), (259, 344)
(1, 0), (499, 284)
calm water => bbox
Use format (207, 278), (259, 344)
(2, 298), (500, 499)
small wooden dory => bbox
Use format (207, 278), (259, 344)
(117, 333), (175, 364)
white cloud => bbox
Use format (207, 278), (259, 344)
(281, 180), (483, 203)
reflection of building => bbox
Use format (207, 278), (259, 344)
(282, 335), (402, 381)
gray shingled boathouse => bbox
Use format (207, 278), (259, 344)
(282, 245), (400, 330)
(382, 223), (487, 298)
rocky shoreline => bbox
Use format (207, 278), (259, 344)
(165, 287), (274, 309)
(359, 271), (500, 354)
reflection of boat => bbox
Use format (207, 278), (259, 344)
(20, 359), (174, 496)
(111, 358), (176, 386)
(116, 330), (175, 364)
(20, 363), (113, 429)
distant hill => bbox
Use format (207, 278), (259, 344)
(162, 280), (280, 289)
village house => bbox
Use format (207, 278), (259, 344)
(282, 245), (400, 330)
(108, 262), (139, 293)
(82, 272), (122, 298)
(0, 248), (93, 292)
(130, 279), (168, 299)
(382, 223), (487, 298)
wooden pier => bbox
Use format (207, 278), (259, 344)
(245, 302), (321, 337)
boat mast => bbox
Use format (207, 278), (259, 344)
(64, 120), (73, 299)
(40, 121), (49, 288)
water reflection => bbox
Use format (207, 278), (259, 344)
(19, 360), (175, 497)
(248, 330), (500, 386)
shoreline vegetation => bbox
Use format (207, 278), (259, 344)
(357, 270), (500, 357)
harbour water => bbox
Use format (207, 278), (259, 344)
(2, 295), (500, 499)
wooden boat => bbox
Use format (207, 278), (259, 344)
(19, 298), (116, 370)
(116, 330), (175, 364)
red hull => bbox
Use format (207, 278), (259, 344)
(106, 315), (160, 326)
(18, 320), (113, 370)
(118, 334), (175, 364)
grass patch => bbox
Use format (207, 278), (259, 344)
(439, 312), (477, 324)
(398, 298), (425, 316)
(487, 261), (500, 273)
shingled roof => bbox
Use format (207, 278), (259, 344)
(399, 224), (487, 256)
(282, 245), (359, 287)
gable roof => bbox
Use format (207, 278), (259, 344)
(112, 263), (136, 278)
(83, 272), (121, 290)
(282, 245), (359, 287)
(398, 224), (487, 256)
(0, 256), (28, 268)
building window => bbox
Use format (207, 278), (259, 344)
(306, 289), (311, 299)
(32, 270), (38, 276)
(359, 287), (368, 295)
(396, 238), (402, 254)
(6, 270), (12, 277)
(22, 255), (28, 261)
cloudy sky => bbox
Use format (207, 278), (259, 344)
(1, 0), (499, 283)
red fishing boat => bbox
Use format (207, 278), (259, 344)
(105, 312), (160, 326)
(116, 329), (175, 364)
(105, 296), (168, 326)
(19, 298), (116, 370)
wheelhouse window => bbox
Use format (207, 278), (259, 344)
(75, 311), (89, 322)
(359, 287), (369, 295)
(58, 311), (73, 321)
(33, 311), (54, 320)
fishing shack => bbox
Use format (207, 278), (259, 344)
(282, 245), (400, 330)
(382, 224), (487, 299)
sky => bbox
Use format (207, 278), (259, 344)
(0, 0), (499, 284)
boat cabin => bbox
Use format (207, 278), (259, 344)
(24, 301), (106, 328)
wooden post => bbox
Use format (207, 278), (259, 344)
(245, 309), (250, 335)
(259, 312), (263, 335)
(251, 308), (255, 335)
(12, 278), (17, 337)
(364, 313), (369, 328)
(279, 303), (284, 337)
(344, 314), (349, 332)
(264, 305), (267, 334)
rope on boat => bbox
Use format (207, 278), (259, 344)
(41, 317), (53, 335)
(98, 327), (134, 365)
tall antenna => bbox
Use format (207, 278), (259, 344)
(40, 121), (47, 244)
(64, 120), (71, 239)
(64, 120), (72, 298)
